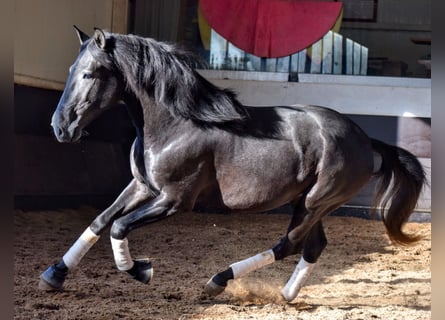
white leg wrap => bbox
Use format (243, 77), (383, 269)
(62, 227), (100, 269)
(281, 257), (315, 302)
(110, 237), (135, 271)
(230, 249), (275, 279)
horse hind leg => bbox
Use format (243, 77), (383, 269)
(204, 197), (309, 297)
(280, 220), (327, 302)
(204, 221), (327, 301)
(277, 168), (368, 301)
(268, 193), (329, 302)
(204, 249), (276, 296)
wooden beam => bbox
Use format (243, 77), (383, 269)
(111, 0), (129, 34)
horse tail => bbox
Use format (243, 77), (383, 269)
(371, 138), (426, 245)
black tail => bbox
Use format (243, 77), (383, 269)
(371, 139), (427, 245)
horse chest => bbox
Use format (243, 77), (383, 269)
(142, 149), (170, 190)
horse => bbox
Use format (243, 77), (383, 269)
(39, 26), (426, 302)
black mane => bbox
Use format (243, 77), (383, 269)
(100, 32), (249, 124)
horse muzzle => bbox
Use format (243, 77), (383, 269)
(51, 112), (82, 143)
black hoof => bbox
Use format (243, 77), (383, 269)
(127, 258), (153, 284)
(39, 262), (68, 291)
(204, 276), (226, 296)
(203, 268), (233, 297)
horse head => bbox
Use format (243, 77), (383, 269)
(51, 26), (123, 142)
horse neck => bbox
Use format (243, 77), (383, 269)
(123, 90), (184, 145)
(122, 92), (145, 140)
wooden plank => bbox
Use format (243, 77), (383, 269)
(14, 74), (65, 91)
(353, 42), (362, 75)
(111, 0), (129, 33)
(289, 53), (299, 73)
(276, 56), (290, 73)
(245, 53), (261, 71)
(298, 49), (307, 73)
(345, 38), (353, 75)
(360, 46), (368, 75)
(227, 42), (245, 70)
(265, 58), (277, 72)
(210, 29), (227, 69)
(333, 32), (343, 74)
(321, 31), (333, 74)
(310, 41), (322, 74)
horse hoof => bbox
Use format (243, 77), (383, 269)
(38, 264), (67, 291)
(281, 287), (298, 302)
(127, 258), (153, 284)
(204, 276), (226, 297)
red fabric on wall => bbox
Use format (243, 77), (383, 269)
(200, 0), (343, 58)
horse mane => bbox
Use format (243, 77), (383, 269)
(102, 32), (249, 124)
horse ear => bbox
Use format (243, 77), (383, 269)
(73, 25), (89, 44)
(93, 28), (107, 50)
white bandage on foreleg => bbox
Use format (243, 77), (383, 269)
(110, 237), (135, 271)
(230, 249), (275, 279)
(62, 227), (100, 269)
(281, 257), (315, 302)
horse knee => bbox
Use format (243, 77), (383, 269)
(110, 220), (128, 240)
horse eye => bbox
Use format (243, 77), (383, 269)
(83, 73), (93, 79)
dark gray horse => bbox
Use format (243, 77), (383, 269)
(40, 27), (426, 302)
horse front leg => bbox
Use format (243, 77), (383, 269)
(108, 192), (182, 284)
(38, 178), (153, 291)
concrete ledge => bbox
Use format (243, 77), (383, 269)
(200, 73), (431, 118)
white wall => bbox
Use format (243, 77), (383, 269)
(14, 0), (128, 90)
(199, 70), (431, 117)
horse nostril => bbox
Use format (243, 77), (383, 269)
(53, 125), (64, 138)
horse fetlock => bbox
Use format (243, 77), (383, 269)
(38, 262), (68, 291)
(126, 258), (153, 284)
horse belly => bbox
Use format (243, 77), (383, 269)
(214, 151), (309, 212)
(222, 182), (302, 212)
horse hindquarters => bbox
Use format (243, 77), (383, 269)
(205, 114), (375, 301)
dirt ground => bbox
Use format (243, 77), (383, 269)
(14, 207), (430, 320)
